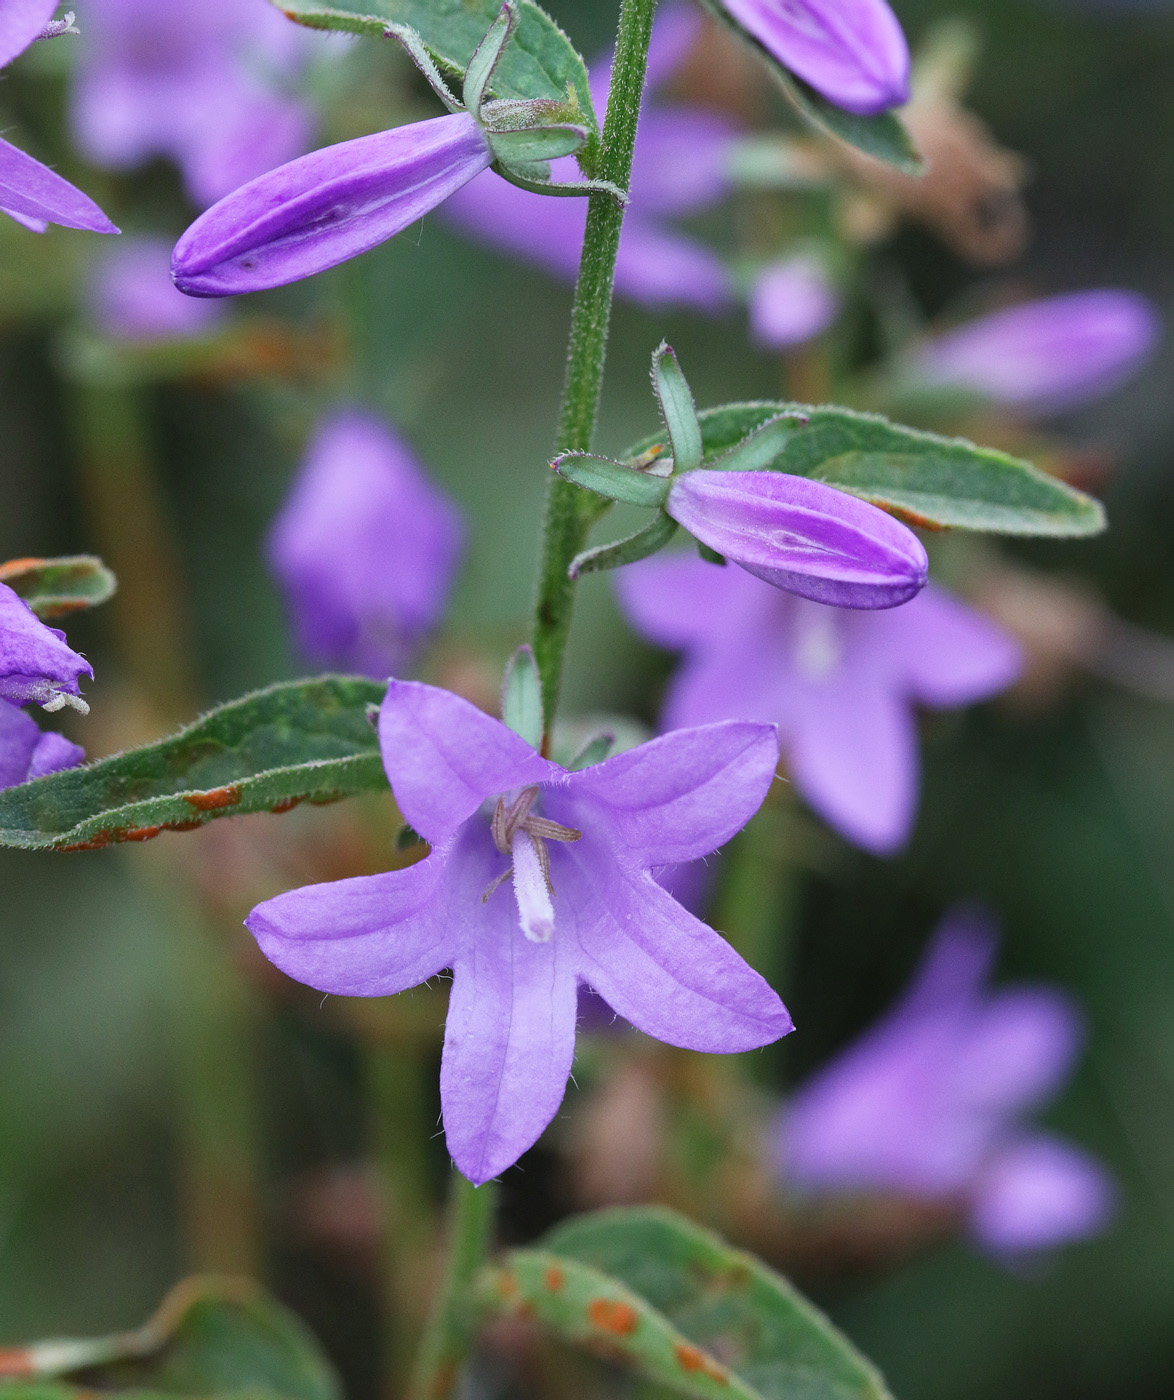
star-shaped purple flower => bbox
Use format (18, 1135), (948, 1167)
(776, 907), (1114, 1256)
(0, 579), (93, 712)
(617, 554), (1019, 852)
(247, 680), (792, 1183)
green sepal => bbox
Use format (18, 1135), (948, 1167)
(567, 731), (615, 771)
(501, 644), (544, 749)
(462, 2), (516, 117)
(488, 122), (589, 164)
(396, 822), (425, 850)
(568, 512), (678, 580)
(554, 452), (671, 507)
(651, 342), (703, 474)
(384, 21), (463, 111)
(697, 543), (726, 565)
(707, 412), (809, 472)
(0, 554), (117, 620)
(493, 164), (627, 203)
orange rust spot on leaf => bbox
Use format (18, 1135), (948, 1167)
(123, 825), (163, 843)
(674, 1344), (728, 1383)
(270, 795), (304, 814)
(0, 1348), (34, 1377)
(58, 832), (116, 852)
(587, 1298), (639, 1336)
(0, 557), (45, 579)
(544, 1264), (565, 1292)
(183, 784), (243, 811)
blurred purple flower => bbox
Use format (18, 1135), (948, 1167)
(247, 679), (791, 1182)
(617, 556), (1018, 851)
(913, 291), (1161, 414)
(90, 235), (226, 340)
(0, 698), (83, 788)
(267, 410), (463, 677)
(775, 907), (1114, 1255)
(172, 113), (493, 297)
(0, 2), (117, 234)
(713, 0), (910, 115)
(73, 0), (315, 207)
(750, 255), (839, 350)
(663, 470), (928, 609)
(0, 579), (92, 712)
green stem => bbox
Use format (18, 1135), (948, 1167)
(406, 1175), (497, 1400)
(532, 0), (660, 724)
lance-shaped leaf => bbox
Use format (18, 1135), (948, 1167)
(652, 343), (703, 474)
(0, 676), (390, 852)
(501, 644), (544, 749)
(708, 413), (808, 473)
(272, 0), (596, 132)
(624, 402), (1105, 536)
(554, 452), (671, 507)
(488, 1207), (892, 1400)
(774, 70), (922, 174)
(0, 554), (117, 619)
(569, 513), (679, 580)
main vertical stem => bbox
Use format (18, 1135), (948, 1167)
(532, 0), (659, 724)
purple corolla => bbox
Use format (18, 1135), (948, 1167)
(776, 908), (1114, 1255)
(0, 699), (83, 788)
(72, 0), (315, 208)
(711, 0), (910, 115)
(0, 2), (117, 234)
(89, 235), (226, 341)
(247, 679), (791, 1183)
(0, 580), (92, 712)
(750, 255), (840, 350)
(617, 556), (1018, 851)
(267, 410), (463, 676)
(663, 470), (928, 609)
(913, 291), (1161, 414)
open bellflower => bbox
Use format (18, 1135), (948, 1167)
(0, 699), (83, 789)
(247, 680), (791, 1183)
(0, 1), (117, 234)
(710, 0), (910, 115)
(0, 580), (92, 712)
(913, 290), (1160, 414)
(267, 410), (463, 676)
(617, 557), (1019, 851)
(776, 908), (1114, 1256)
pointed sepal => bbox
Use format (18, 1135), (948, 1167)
(709, 412), (810, 472)
(651, 343), (702, 475)
(553, 452), (672, 507)
(462, 2), (518, 117)
(501, 644), (544, 749)
(568, 513), (679, 580)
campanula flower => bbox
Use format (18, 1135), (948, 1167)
(0, 698), (83, 789)
(89, 235), (226, 340)
(247, 680), (791, 1183)
(912, 290), (1160, 414)
(267, 410), (463, 676)
(712, 0), (911, 115)
(0, 580), (92, 712)
(776, 908), (1114, 1256)
(617, 556), (1018, 851)
(72, 0), (315, 208)
(0, 3), (117, 234)
(663, 469), (928, 609)
(750, 255), (840, 350)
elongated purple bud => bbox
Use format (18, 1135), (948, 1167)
(714, 0), (910, 115)
(665, 469), (927, 609)
(172, 112), (493, 297)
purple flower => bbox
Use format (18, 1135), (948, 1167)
(72, 0), (315, 208)
(266, 410), (463, 676)
(0, 2), (117, 234)
(89, 235), (226, 341)
(713, 0), (910, 115)
(775, 908), (1114, 1255)
(172, 112), (494, 297)
(617, 556), (1018, 851)
(663, 470), (928, 609)
(750, 255), (840, 350)
(246, 680), (791, 1182)
(913, 291), (1161, 414)
(0, 580), (92, 712)
(0, 698), (83, 789)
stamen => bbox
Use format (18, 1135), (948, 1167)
(511, 829), (554, 943)
(41, 691), (89, 716)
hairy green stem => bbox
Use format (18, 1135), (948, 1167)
(532, 0), (660, 724)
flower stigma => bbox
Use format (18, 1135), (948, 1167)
(484, 785), (581, 942)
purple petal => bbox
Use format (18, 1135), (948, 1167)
(885, 586), (1022, 706)
(717, 0), (910, 114)
(267, 409), (464, 676)
(90, 235), (226, 340)
(613, 217), (734, 313)
(0, 699), (83, 788)
(666, 469), (928, 609)
(0, 136), (118, 234)
(377, 680), (557, 847)
(949, 987), (1083, 1119)
(560, 856), (792, 1052)
(971, 1134), (1115, 1253)
(615, 552), (749, 648)
(915, 291), (1161, 414)
(750, 255), (840, 350)
(0, 581), (93, 708)
(890, 906), (999, 1020)
(171, 113), (491, 296)
(245, 853), (453, 996)
(0, 0), (55, 69)
(567, 720), (778, 866)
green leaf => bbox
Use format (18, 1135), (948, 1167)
(0, 1277), (340, 1400)
(0, 676), (390, 852)
(490, 1207), (892, 1400)
(708, 413), (808, 473)
(651, 343), (703, 474)
(461, 0), (516, 115)
(624, 402), (1105, 536)
(488, 122), (589, 164)
(272, 0), (596, 130)
(568, 513), (679, 579)
(0, 554), (117, 620)
(555, 452), (671, 508)
(501, 644), (544, 749)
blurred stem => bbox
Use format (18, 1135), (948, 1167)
(406, 1175), (497, 1400)
(531, 0), (659, 726)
